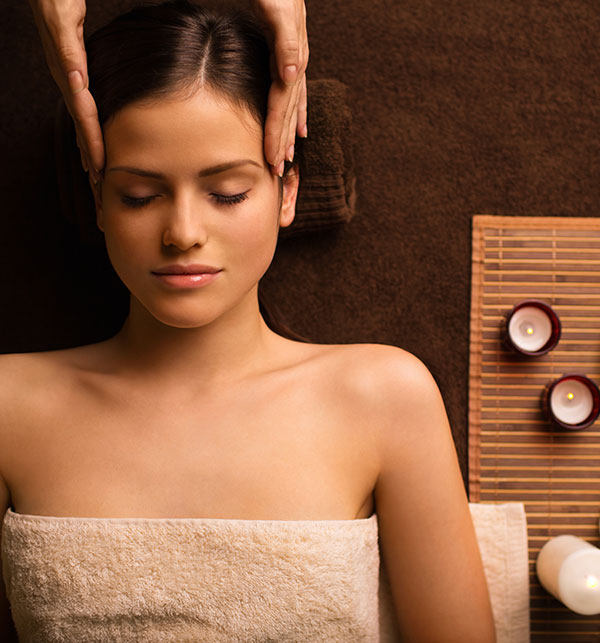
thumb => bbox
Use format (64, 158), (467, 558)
(272, 16), (300, 85)
(67, 69), (85, 94)
(55, 22), (88, 93)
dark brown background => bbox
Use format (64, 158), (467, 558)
(2, 1), (598, 491)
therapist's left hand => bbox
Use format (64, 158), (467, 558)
(251, 0), (309, 176)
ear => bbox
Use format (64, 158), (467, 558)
(88, 173), (104, 232)
(279, 166), (299, 228)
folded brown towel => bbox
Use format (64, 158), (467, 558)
(54, 78), (356, 245)
(281, 78), (356, 238)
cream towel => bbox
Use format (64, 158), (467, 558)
(468, 502), (530, 643)
(1, 503), (529, 642)
(2, 511), (381, 642)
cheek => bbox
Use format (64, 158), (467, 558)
(226, 196), (280, 262)
(102, 218), (152, 283)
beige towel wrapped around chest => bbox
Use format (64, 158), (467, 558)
(1, 503), (529, 642)
(1, 510), (389, 642)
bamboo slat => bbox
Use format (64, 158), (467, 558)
(469, 215), (600, 641)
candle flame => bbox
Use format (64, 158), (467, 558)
(526, 327), (534, 335)
(586, 575), (599, 589)
(567, 392), (575, 401)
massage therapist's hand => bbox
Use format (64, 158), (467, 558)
(29, 0), (308, 179)
(28, 0), (104, 183)
(251, 0), (309, 175)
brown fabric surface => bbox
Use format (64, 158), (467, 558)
(1, 1), (598, 487)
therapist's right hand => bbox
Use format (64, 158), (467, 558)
(28, 0), (104, 183)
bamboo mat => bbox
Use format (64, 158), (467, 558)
(469, 215), (600, 641)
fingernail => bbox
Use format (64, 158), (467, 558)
(68, 70), (85, 94)
(276, 161), (284, 177)
(283, 65), (297, 84)
(286, 144), (294, 162)
(300, 124), (308, 138)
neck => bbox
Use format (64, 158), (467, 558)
(110, 288), (279, 390)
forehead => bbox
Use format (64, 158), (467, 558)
(102, 87), (265, 170)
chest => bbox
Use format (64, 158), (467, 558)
(5, 378), (377, 520)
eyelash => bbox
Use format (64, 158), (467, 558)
(120, 192), (249, 209)
(213, 192), (248, 206)
(121, 196), (155, 209)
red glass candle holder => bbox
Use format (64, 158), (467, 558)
(543, 374), (600, 431)
(504, 299), (561, 357)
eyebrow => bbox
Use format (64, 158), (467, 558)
(107, 159), (262, 179)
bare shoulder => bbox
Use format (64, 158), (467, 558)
(0, 342), (106, 388)
(0, 352), (56, 450)
(301, 342), (451, 489)
(317, 342), (433, 384)
(0, 351), (52, 410)
(307, 342), (439, 422)
(0, 347), (89, 462)
(0, 348), (79, 402)
(0, 353), (46, 514)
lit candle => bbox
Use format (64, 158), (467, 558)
(545, 375), (600, 430)
(537, 535), (600, 615)
(506, 300), (560, 355)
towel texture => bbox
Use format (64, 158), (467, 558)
(281, 78), (356, 238)
(1, 503), (528, 642)
(2, 510), (384, 642)
(469, 502), (530, 643)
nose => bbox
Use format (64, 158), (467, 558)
(162, 192), (208, 249)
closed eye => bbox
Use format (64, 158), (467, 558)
(121, 195), (158, 209)
(120, 191), (249, 209)
(211, 192), (249, 206)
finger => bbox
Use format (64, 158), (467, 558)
(269, 76), (299, 173)
(55, 21), (104, 172)
(264, 78), (292, 170)
(284, 81), (300, 161)
(35, 5), (88, 95)
(297, 2), (309, 74)
(75, 129), (89, 172)
(276, 75), (301, 167)
(57, 27), (87, 89)
(87, 166), (102, 196)
(296, 73), (307, 138)
(268, 77), (298, 174)
(71, 87), (105, 177)
(256, 1), (301, 85)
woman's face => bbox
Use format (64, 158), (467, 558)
(93, 87), (298, 329)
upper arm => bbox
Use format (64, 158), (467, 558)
(372, 347), (496, 643)
(0, 472), (16, 641)
(0, 355), (23, 641)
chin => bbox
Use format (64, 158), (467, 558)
(135, 296), (224, 329)
(152, 308), (223, 329)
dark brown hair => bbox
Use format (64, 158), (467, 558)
(86, 0), (271, 128)
(76, 0), (306, 341)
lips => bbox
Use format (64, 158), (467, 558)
(152, 264), (221, 275)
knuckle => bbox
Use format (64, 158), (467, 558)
(56, 41), (80, 66)
(277, 37), (300, 57)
